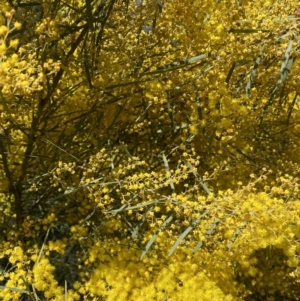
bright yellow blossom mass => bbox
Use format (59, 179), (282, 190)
(0, 0), (300, 300)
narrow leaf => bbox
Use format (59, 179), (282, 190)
(280, 39), (293, 76)
(270, 39), (294, 95)
(86, 0), (94, 31)
(105, 77), (158, 90)
(0, 285), (29, 294)
(108, 200), (164, 213)
(19, 2), (43, 6)
(141, 54), (209, 76)
(187, 162), (212, 195)
(141, 215), (173, 260)
(129, 206), (154, 248)
(157, 0), (163, 12)
(193, 218), (220, 254)
(168, 213), (207, 256)
(65, 280), (68, 301)
(228, 28), (270, 33)
(225, 61), (236, 84)
(227, 222), (247, 251)
(124, 200), (159, 211)
(130, 217), (145, 241)
(162, 153), (175, 190)
(84, 60), (93, 89)
(245, 44), (265, 96)
(36, 228), (51, 265)
(21, 277), (35, 301)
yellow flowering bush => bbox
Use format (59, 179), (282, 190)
(1, 0), (300, 300)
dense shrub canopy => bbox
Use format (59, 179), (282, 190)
(1, 0), (300, 300)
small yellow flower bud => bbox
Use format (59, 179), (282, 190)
(14, 22), (22, 30)
(9, 39), (18, 48)
(0, 42), (6, 54)
(0, 25), (8, 36)
(21, 80), (29, 87)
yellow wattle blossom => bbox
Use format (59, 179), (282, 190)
(0, 42), (6, 54)
(0, 25), (8, 36)
(9, 39), (18, 48)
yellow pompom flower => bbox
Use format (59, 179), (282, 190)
(0, 25), (8, 36)
(9, 39), (18, 48)
(14, 22), (22, 30)
(0, 42), (6, 54)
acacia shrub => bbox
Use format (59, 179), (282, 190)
(0, 0), (300, 300)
